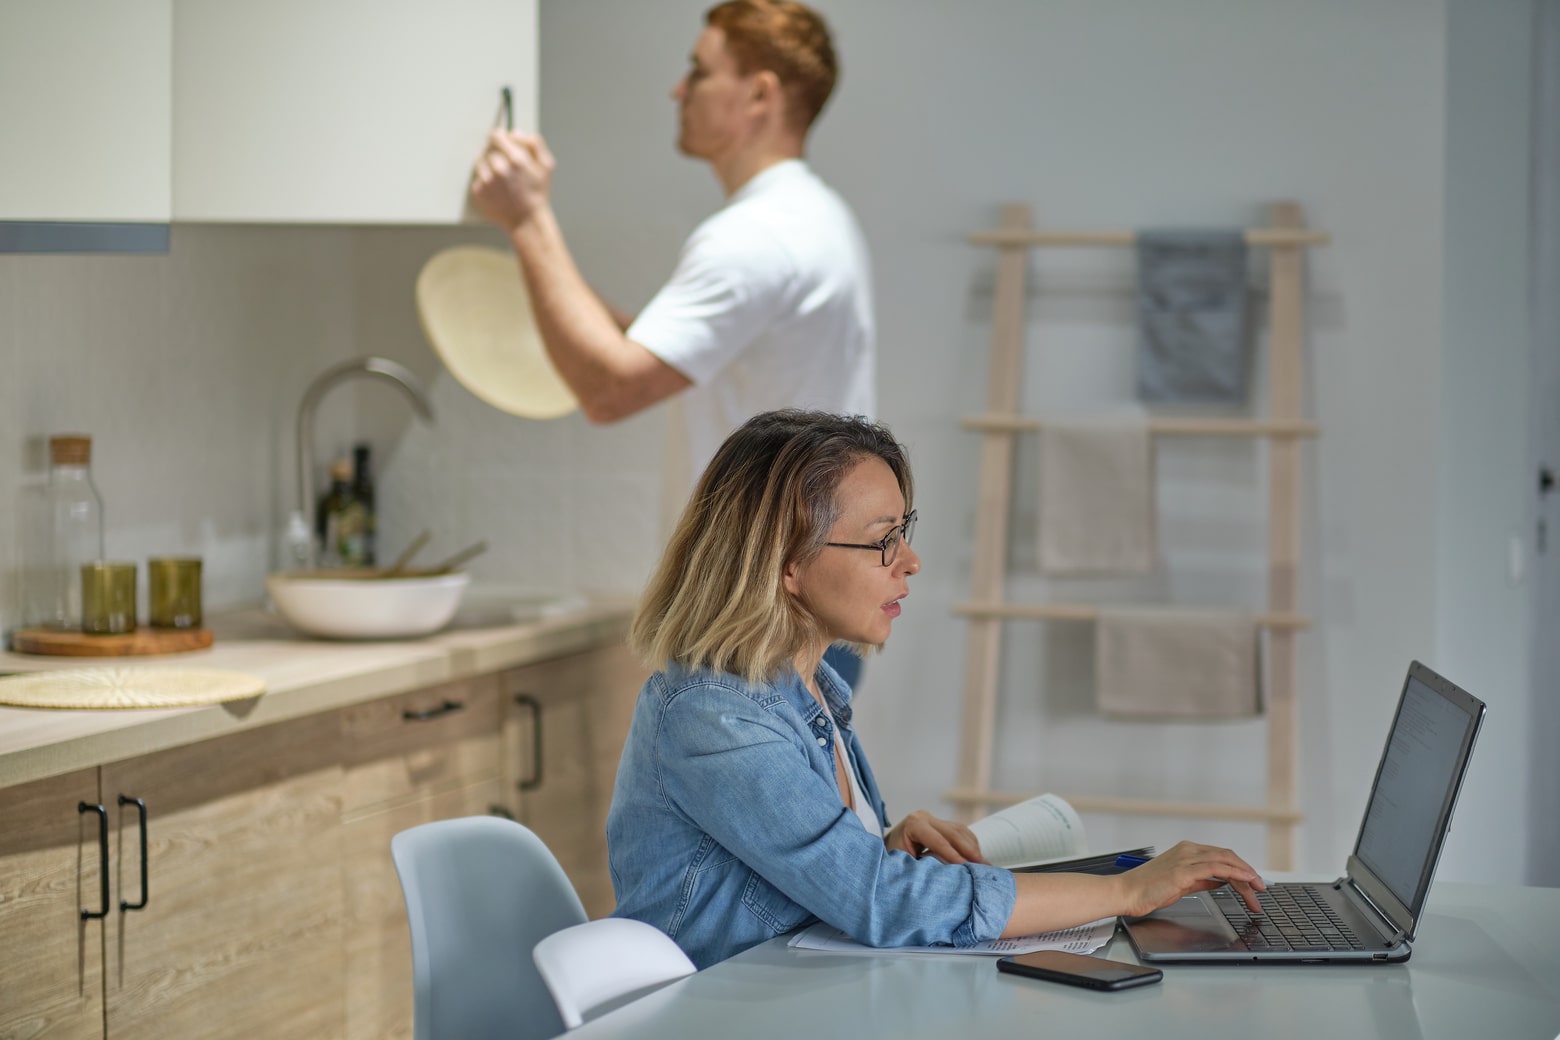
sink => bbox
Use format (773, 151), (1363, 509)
(448, 589), (591, 630)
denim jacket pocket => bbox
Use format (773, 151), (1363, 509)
(740, 869), (813, 934)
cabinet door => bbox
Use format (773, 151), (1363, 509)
(340, 780), (505, 1040)
(0, 768), (106, 1040)
(100, 715), (347, 1040)
(502, 641), (646, 918)
(0, 0), (171, 221)
(339, 676), (505, 1040)
(171, 0), (537, 223)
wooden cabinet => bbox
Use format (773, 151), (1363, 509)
(0, 768), (106, 1040)
(501, 641), (647, 918)
(338, 675), (506, 1040)
(0, 1), (172, 221)
(0, 637), (636, 1038)
(100, 714), (348, 1040)
(171, 0), (538, 223)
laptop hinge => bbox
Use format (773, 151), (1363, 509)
(1342, 877), (1407, 947)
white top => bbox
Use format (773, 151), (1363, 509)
(628, 160), (875, 500)
(820, 699), (882, 838)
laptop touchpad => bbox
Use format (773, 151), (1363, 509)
(1128, 895), (1239, 952)
(1151, 895), (1219, 920)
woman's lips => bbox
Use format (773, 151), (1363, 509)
(883, 599), (902, 618)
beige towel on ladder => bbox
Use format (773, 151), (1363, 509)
(1038, 418), (1156, 574)
(1095, 607), (1261, 719)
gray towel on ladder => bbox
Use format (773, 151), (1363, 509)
(1135, 230), (1251, 403)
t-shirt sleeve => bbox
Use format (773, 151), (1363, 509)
(627, 217), (792, 385)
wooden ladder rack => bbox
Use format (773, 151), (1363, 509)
(949, 201), (1327, 870)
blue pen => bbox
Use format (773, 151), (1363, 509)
(1114, 852), (1269, 890)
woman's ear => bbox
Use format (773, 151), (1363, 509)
(782, 558), (803, 598)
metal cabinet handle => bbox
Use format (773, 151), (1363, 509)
(401, 699), (464, 722)
(78, 802), (109, 920)
(514, 694), (543, 791)
(118, 795), (149, 912)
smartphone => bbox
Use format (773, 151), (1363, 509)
(996, 950), (1163, 991)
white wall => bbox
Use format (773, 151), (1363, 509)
(1436, 0), (1535, 883)
(537, 0), (1506, 877)
(1, 1), (1540, 883)
(0, 219), (667, 627)
(1, 228), (359, 620)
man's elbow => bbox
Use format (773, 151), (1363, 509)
(578, 388), (646, 425)
(576, 370), (685, 424)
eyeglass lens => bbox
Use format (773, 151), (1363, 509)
(882, 512), (917, 566)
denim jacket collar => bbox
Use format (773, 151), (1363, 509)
(775, 656), (856, 731)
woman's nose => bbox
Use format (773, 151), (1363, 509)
(897, 543), (921, 576)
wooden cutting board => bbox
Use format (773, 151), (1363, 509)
(10, 627), (214, 657)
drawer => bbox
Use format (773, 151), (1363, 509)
(340, 675), (503, 817)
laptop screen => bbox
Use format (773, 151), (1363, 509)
(1352, 666), (1484, 917)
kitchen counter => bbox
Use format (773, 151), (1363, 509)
(0, 596), (635, 789)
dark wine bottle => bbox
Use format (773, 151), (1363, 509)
(352, 442), (377, 566)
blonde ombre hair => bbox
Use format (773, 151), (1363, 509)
(631, 409), (913, 685)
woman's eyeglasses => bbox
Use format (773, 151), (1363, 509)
(825, 509), (917, 567)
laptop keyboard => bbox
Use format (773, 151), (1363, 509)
(1211, 885), (1364, 952)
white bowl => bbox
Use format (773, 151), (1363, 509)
(266, 570), (471, 640)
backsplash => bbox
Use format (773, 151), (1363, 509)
(0, 225), (665, 637)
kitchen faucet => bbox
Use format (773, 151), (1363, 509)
(293, 356), (434, 568)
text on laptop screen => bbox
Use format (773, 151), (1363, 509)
(1354, 676), (1475, 908)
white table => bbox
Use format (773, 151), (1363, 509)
(567, 882), (1560, 1039)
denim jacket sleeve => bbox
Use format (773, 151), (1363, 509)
(654, 678), (1016, 948)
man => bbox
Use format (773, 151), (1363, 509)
(471, 0), (873, 684)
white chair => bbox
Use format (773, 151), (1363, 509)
(391, 815), (588, 1040)
(532, 917), (697, 1029)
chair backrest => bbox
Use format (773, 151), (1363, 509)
(391, 816), (588, 1040)
(531, 917), (697, 1029)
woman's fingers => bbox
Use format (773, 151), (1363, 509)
(1122, 841), (1267, 917)
(891, 813), (989, 865)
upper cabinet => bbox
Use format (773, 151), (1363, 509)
(171, 0), (538, 224)
(0, 0), (173, 221)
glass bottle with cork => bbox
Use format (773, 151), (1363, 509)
(44, 435), (106, 630)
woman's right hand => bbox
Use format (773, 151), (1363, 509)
(1115, 840), (1266, 917)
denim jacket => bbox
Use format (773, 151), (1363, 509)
(605, 660), (1017, 968)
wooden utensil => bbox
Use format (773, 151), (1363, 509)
(386, 530), (432, 575)
(429, 540), (488, 574)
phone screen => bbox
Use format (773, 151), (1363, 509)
(997, 950), (1163, 990)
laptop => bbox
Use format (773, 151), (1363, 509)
(1122, 659), (1485, 964)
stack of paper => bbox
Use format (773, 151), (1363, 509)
(787, 917), (1117, 957)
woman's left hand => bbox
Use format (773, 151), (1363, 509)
(885, 810), (988, 864)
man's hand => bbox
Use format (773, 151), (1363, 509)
(470, 130), (555, 232)
(884, 810), (988, 865)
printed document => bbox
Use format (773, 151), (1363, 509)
(787, 917), (1116, 956)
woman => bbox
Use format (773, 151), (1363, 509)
(606, 409), (1264, 968)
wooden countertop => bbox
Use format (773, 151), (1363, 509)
(0, 597), (635, 789)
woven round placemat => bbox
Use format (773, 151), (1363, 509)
(0, 667), (266, 710)
(416, 245), (579, 420)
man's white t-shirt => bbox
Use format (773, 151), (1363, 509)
(627, 159), (875, 502)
